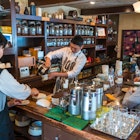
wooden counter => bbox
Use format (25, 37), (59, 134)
(12, 99), (140, 140)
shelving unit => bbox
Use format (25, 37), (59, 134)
(0, 0), (119, 88)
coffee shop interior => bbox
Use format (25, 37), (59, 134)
(1, 0), (140, 140)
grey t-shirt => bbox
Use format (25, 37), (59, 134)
(122, 87), (140, 109)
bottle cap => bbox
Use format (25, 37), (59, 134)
(30, 2), (35, 5)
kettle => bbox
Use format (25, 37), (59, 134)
(81, 87), (97, 120)
(68, 85), (83, 115)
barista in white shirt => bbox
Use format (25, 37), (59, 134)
(44, 35), (87, 93)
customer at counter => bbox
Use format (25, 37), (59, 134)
(0, 33), (39, 140)
(44, 35), (86, 93)
(122, 86), (140, 109)
(134, 57), (140, 82)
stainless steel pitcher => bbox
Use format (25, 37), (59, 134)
(68, 86), (83, 115)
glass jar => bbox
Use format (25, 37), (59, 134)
(49, 23), (55, 35)
(81, 26), (85, 36)
(55, 25), (59, 36)
(36, 21), (42, 35)
(68, 24), (72, 35)
(16, 20), (21, 35)
(77, 25), (81, 35)
(21, 20), (28, 35)
(59, 24), (63, 36)
(90, 27), (94, 36)
(75, 25), (78, 35)
(63, 24), (68, 36)
(28, 21), (36, 35)
(46, 25), (49, 35)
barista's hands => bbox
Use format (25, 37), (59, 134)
(48, 72), (68, 80)
(45, 57), (51, 68)
(134, 77), (140, 82)
(7, 99), (22, 107)
(30, 88), (39, 97)
(48, 72), (57, 79)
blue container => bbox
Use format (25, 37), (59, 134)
(30, 2), (36, 16)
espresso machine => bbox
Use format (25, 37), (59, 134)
(68, 84), (83, 115)
(81, 87), (97, 120)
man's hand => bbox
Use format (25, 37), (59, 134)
(30, 88), (39, 97)
(45, 57), (51, 68)
(8, 99), (22, 107)
(48, 72), (57, 79)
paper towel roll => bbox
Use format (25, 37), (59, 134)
(36, 8), (42, 16)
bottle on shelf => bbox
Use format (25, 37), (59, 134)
(24, 7), (29, 15)
(15, 2), (20, 14)
(30, 2), (36, 16)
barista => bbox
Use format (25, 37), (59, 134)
(44, 35), (87, 93)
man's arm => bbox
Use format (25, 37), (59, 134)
(48, 72), (68, 79)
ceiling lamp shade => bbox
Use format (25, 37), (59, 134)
(133, 1), (140, 13)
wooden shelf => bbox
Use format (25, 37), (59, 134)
(95, 23), (108, 27)
(14, 124), (41, 140)
(16, 14), (42, 21)
(96, 36), (107, 39)
(81, 36), (95, 38)
(17, 35), (44, 38)
(47, 36), (73, 39)
(96, 48), (107, 51)
(83, 44), (95, 49)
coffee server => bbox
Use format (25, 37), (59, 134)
(68, 85), (83, 115)
(81, 87), (97, 120)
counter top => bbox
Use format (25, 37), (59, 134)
(13, 97), (140, 140)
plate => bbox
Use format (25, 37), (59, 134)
(134, 82), (140, 85)
(32, 93), (47, 99)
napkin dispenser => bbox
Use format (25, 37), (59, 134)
(18, 56), (36, 68)
(18, 56), (36, 78)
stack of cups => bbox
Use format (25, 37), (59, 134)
(115, 60), (123, 76)
(102, 65), (109, 76)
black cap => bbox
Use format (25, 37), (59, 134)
(71, 35), (83, 47)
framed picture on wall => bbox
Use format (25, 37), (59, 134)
(121, 30), (140, 60)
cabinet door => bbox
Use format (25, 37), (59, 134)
(43, 123), (85, 140)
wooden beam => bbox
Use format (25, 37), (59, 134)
(81, 5), (134, 15)
(28, 0), (79, 7)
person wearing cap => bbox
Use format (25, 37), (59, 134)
(44, 35), (87, 93)
(0, 32), (39, 140)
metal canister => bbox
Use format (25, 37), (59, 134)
(96, 86), (104, 109)
(81, 87), (97, 120)
(68, 86), (83, 115)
